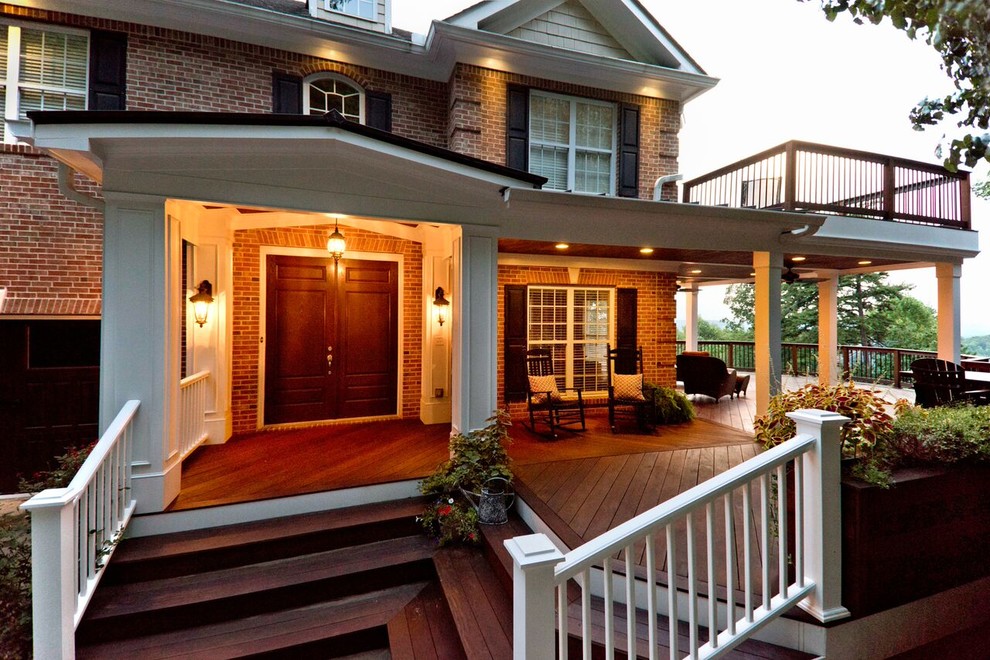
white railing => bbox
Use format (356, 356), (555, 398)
(179, 369), (210, 461)
(22, 399), (140, 660)
(506, 409), (850, 659)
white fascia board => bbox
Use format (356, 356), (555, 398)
(429, 23), (718, 103)
(500, 187), (822, 250)
(444, 0), (518, 27)
(807, 215), (980, 262)
(587, 0), (703, 73)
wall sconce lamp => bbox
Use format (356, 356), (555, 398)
(189, 280), (214, 327)
(433, 286), (450, 326)
(326, 219), (346, 263)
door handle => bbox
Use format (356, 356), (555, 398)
(327, 346), (333, 374)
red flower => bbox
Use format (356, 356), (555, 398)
(438, 505), (452, 517)
(468, 533), (477, 541)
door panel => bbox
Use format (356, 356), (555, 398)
(265, 255), (398, 425)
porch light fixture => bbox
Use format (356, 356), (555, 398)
(326, 219), (346, 263)
(858, 260), (873, 266)
(555, 243), (569, 250)
(189, 280), (214, 327)
(433, 287), (450, 326)
(639, 247), (654, 255)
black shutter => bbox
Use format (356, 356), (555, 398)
(272, 72), (303, 114)
(88, 30), (127, 110)
(618, 103), (640, 198)
(504, 285), (529, 402)
(365, 90), (392, 132)
(505, 84), (529, 172)
(616, 288), (638, 373)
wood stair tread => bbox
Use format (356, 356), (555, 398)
(85, 534), (436, 621)
(77, 582), (429, 659)
(433, 545), (513, 660)
(117, 497), (427, 564)
(387, 581), (467, 660)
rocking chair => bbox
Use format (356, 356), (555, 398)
(606, 343), (654, 433)
(526, 349), (586, 439)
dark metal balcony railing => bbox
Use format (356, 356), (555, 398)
(681, 140), (971, 230)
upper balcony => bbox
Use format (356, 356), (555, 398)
(682, 140), (971, 231)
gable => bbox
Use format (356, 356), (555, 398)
(506, 1), (633, 61)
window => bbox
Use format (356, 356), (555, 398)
(304, 73), (363, 123)
(324, 0), (375, 20)
(1, 21), (89, 143)
(529, 91), (615, 194)
(528, 286), (613, 393)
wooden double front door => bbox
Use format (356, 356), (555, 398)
(264, 255), (399, 425)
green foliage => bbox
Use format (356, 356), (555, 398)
(889, 404), (990, 464)
(18, 442), (94, 493)
(806, 0), (990, 172)
(420, 411), (512, 545)
(880, 297), (938, 351)
(0, 511), (31, 660)
(962, 334), (990, 356)
(754, 381), (895, 456)
(644, 383), (695, 425)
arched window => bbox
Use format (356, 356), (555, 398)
(304, 73), (363, 123)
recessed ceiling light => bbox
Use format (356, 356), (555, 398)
(858, 260), (872, 266)
(750, 272), (756, 277)
(791, 256), (806, 262)
(689, 269), (702, 274)
(555, 243), (569, 250)
(640, 247), (654, 255)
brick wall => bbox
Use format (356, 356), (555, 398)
(230, 225), (423, 435)
(496, 264), (678, 416)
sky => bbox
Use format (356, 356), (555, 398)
(389, 0), (990, 337)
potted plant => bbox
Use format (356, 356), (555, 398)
(419, 410), (513, 545)
(643, 382), (695, 425)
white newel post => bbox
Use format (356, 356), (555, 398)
(789, 409), (851, 623)
(22, 491), (75, 660)
(505, 534), (565, 660)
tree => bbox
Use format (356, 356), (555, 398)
(837, 274), (912, 346)
(880, 297), (938, 350)
(804, 0), (990, 171)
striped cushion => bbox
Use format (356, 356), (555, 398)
(528, 375), (561, 404)
(613, 373), (646, 401)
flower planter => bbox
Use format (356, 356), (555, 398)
(841, 464), (990, 617)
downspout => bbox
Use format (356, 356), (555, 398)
(652, 173), (683, 201)
(58, 162), (105, 211)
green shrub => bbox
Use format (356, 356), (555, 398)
(0, 511), (31, 660)
(889, 405), (990, 465)
(644, 383), (695, 425)
(18, 441), (94, 493)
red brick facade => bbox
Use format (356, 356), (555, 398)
(496, 264), (679, 416)
(230, 225), (423, 434)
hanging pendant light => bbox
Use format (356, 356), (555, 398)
(327, 219), (346, 263)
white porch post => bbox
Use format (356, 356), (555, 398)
(753, 251), (783, 416)
(789, 409), (852, 623)
(451, 225), (499, 432)
(102, 193), (179, 513)
(505, 534), (565, 659)
(935, 261), (962, 363)
(817, 271), (839, 385)
(683, 285), (700, 352)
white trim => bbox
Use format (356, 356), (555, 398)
(257, 244), (405, 430)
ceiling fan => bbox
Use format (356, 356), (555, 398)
(782, 260), (801, 284)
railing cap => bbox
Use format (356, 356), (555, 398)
(19, 487), (73, 511)
(504, 533), (565, 568)
(786, 409), (850, 426)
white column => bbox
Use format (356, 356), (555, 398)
(790, 409), (852, 623)
(684, 285), (700, 352)
(505, 534), (565, 660)
(753, 251), (783, 416)
(935, 262), (962, 363)
(102, 193), (179, 513)
(817, 271), (839, 386)
(451, 225), (498, 433)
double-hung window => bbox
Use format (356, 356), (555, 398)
(325, 0), (375, 20)
(528, 286), (613, 394)
(1, 21), (89, 143)
(529, 91), (616, 195)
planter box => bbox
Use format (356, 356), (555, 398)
(841, 464), (990, 617)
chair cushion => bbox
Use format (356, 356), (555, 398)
(613, 373), (646, 401)
(528, 375), (562, 403)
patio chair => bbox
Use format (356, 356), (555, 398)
(606, 343), (654, 433)
(676, 353), (737, 402)
(910, 358), (990, 408)
(526, 349), (586, 439)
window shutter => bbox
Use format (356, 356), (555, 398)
(504, 285), (528, 402)
(616, 288), (638, 373)
(272, 71), (302, 114)
(88, 30), (127, 110)
(505, 84), (529, 172)
(618, 103), (640, 198)
(365, 90), (392, 132)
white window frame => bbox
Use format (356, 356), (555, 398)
(529, 90), (617, 195)
(323, 0), (376, 21)
(527, 285), (614, 394)
(302, 71), (364, 123)
(1, 20), (90, 144)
